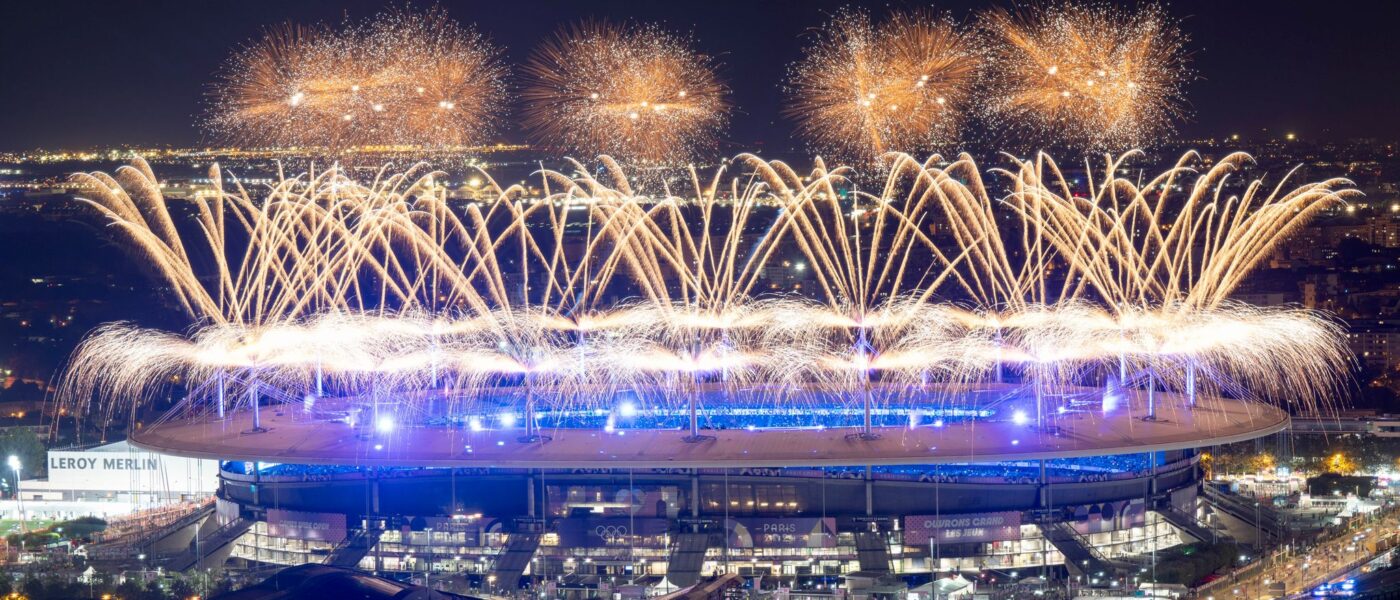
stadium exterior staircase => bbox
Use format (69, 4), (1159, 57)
(854, 531), (892, 574)
(158, 517), (254, 571)
(665, 532), (715, 588)
(324, 528), (383, 569)
(491, 531), (543, 591)
(86, 503), (216, 561)
(1156, 505), (1219, 543)
(1201, 485), (1283, 541)
(1039, 521), (1119, 578)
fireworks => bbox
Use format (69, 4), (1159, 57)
(59, 151), (1356, 430)
(785, 9), (982, 164)
(62, 301), (1348, 427)
(205, 8), (509, 151)
(521, 21), (729, 164)
(980, 3), (1189, 149)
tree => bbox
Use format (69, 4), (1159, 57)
(169, 577), (196, 600)
(1325, 452), (1357, 474)
(141, 578), (171, 600)
(39, 576), (82, 600)
(1336, 237), (1378, 264)
(212, 575), (235, 596)
(0, 426), (46, 481)
(0, 381), (43, 404)
(1246, 452), (1276, 474)
(54, 516), (107, 541)
(1209, 450), (1252, 476)
(115, 578), (145, 600)
(21, 575), (43, 599)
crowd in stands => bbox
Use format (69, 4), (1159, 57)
(422, 404), (989, 433)
(226, 452), (1182, 485)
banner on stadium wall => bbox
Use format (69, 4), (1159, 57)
(555, 517), (669, 548)
(215, 497), (240, 526)
(266, 508), (347, 543)
(724, 517), (837, 549)
(1070, 500), (1147, 534)
(422, 516), (499, 535)
(1171, 486), (1197, 514)
(903, 511), (1022, 545)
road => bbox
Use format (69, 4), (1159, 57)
(1199, 507), (1399, 600)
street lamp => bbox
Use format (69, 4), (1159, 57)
(7, 455), (23, 533)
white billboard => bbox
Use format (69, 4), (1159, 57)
(43, 441), (218, 495)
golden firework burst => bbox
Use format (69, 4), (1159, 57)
(206, 8), (509, 151)
(785, 9), (983, 164)
(980, 2), (1190, 150)
(521, 21), (729, 164)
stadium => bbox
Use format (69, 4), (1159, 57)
(131, 384), (1274, 595)
(58, 151), (1352, 596)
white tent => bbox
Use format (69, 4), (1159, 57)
(911, 574), (976, 600)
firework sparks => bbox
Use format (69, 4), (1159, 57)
(60, 151), (1355, 430)
(60, 301), (1349, 428)
(205, 8), (509, 151)
(980, 3), (1189, 149)
(786, 9), (983, 164)
(521, 21), (729, 164)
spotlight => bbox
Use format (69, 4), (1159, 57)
(375, 415), (395, 433)
(468, 416), (484, 432)
(1012, 410), (1029, 426)
(499, 412), (517, 427)
(618, 401), (638, 418)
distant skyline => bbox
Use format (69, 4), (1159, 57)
(2, 0), (1399, 152)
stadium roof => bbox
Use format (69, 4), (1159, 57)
(132, 389), (1288, 468)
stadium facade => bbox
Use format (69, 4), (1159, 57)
(129, 386), (1281, 595)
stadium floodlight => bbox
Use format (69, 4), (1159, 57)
(375, 415), (396, 433)
(5, 455), (21, 533)
(618, 401), (638, 418)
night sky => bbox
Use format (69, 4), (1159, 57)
(2, 0), (1399, 152)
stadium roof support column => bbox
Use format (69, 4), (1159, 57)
(1186, 365), (1196, 407)
(246, 379), (266, 434)
(1147, 372), (1157, 421)
(865, 465), (873, 516)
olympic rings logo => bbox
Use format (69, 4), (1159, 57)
(595, 525), (629, 542)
